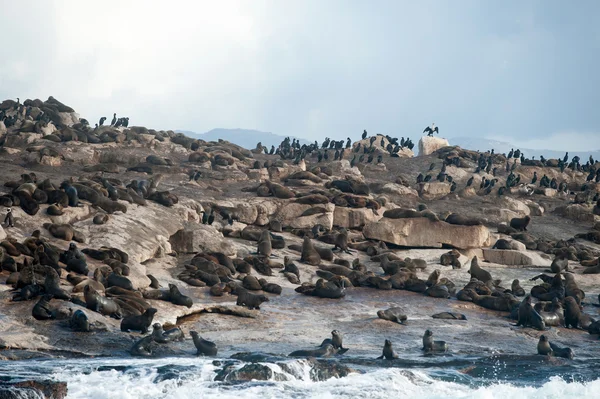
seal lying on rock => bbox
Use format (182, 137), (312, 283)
(84, 285), (122, 319)
(515, 295), (546, 331)
(431, 312), (467, 320)
(69, 309), (90, 332)
(120, 308), (157, 333)
(151, 323), (184, 343)
(422, 330), (448, 352)
(130, 335), (154, 357)
(319, 330), (348, 354)
(549, 342), (574, 359)
(377, 339), (399, 360)
(377, 307), (408, 324)
(289, 343), (336, 358)
(190, 331), (218, 356)
(169, 284), (193, 308)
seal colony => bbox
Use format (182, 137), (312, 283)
(0, 97), (599, 384)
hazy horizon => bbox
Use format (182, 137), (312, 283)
(1, 0), (598, 151)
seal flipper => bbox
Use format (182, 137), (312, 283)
(376, 355), (384, 360)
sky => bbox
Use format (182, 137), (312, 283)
(1, 0), (599, 150)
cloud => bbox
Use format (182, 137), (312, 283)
(0, 1), (598, 144)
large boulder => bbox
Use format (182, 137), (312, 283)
(418, 182), (451, 200)
(169, 223), (236, 256)
(0, 380), (68, 399)
(363, 217), (490, 249)
(482, 249), (552, 267)
(274, 202), (334, 230)
(418, 136), (449, 156)
(333, 207), (382, 228)
(0, 225), (6, 241)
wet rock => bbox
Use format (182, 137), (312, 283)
(214, 363), (286, 382)
(0, 380), (68, 399)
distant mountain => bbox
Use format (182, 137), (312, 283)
(177, 128), (310, 150)
(449, 136), (600, 161)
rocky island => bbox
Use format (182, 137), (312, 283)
(0, 97), (599, 398)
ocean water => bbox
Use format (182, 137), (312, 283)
(1, 356), (599, 399)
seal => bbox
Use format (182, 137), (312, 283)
(107, 270), (134, 291)
(319, 330), (348, 353)
(468, 290), (513, 312)
(515, 295), (546, 330)
(93, 213), (109, 225)
(537, 335), (552, 356)
(169, 284), (193, 308)
(259, 278), (282, 295)
(69, 309), (90, 332)
(83, 285), (122, 319)
(534, 297), (564, 327)
(377, 307), (407, 324)
(151, 323), (184, 343)
(46, 203), (64, 216)
(289, 343), (336, 358)
(43, 267), (71, 300)
(190, 331), (218, 356)
(300, 236), (321, 265)
(445, 213), (482, 226)
(280, 256), (300, 280)
(425, 284), (450, 299)
(511, 279), (525, 296)
(376, 339), (399, 360)
(510, 215), (531, 231)
(236, 289), (269, 310)
(468, 257), (492, 283)
(242, 275), (263, 291)
(130, 335), (154, 357)
(147, 274), (160, 289)
(431, 312), (467, 320)
(32, 294), (54, 320)
(332, 228), (352, 254)
(550, 255), (568, 273)
(422, 330), (448, 352)
(549, 342), (574, 359)
(492, 239), (521, 250)
(120, 308), (157, 333)
(256, 229), (272, 257)
(564, 296), (594, 329)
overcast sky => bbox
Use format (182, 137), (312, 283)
(1, 0), (598, 150)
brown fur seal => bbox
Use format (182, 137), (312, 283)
(84, 285), (122, 318)
(169, 284), (193, 308)
(550, 255), (568, 273)
(259, 278), (282, 295)
(242, 275), (263, 291)
(549, 342), (574, 359)
(445, 213), (482, 226)
(510, 215), (531, 231)
(493, 239), (521, 250)
(289, 343), (336, 358)
(257, 230), (272, 257)
(537, 335), (552, 356)
(151, 323), (184, 343)
(377, 307), (407, 324)
(422, 330), (448, 352)
(130, 335), (154, 357)
(377, 339), (399, 360)
(265, 181), (295, 199)
(440, 249), (462, 269)
(236, 289), (269, 310)
(120, 308), (157, 333)
(46, 203), (64, 216)
(300, 236), (321, 265)
(319, 330), (348, 353)
(564, 296), (594, 329)
(69, 309), (90, 332)
(190, 331), (218, 356)
(431, 312), (467, 320)
(425, 284), (451, 299)
(468, 257), (492, 283)
(382, 208), (421, 219)
(515, 295), (546, 330)
(280, 256), (300, 279)
(333, 228), (352, 254)
(511, 279), (525, 296)
(32, 294), (55, 320)
(93, 213), (109, 225)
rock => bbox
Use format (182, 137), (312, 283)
(0, 380), (68, 399)
(526, 201), (544, 216)
(364, 217), (490, 249)
(418, 182), (451, 200)
(536, 188), (557, 197)
(501, 197), (531, 216)
(39, 155), (63, 167)
(169, 223), (236, 256)
(274, 202), (334, 230)
(482, 249), (552, 267)
(0, 226), (6, 241)
(214, 363), (286, 382)
(380, 183), (419, 198)
(330, 160), (362, 176)
(307, 360), (355, 381)
(554, 204), (596, 223)
(333, 207), (382, 229)
(418, 136), (449, 156)
(247, 168), (269, 181)
(3, 133), (42, 148)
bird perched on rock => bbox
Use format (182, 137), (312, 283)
(423, 123), (439, 137)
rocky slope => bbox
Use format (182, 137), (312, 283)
(1, 97), (600, 396)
